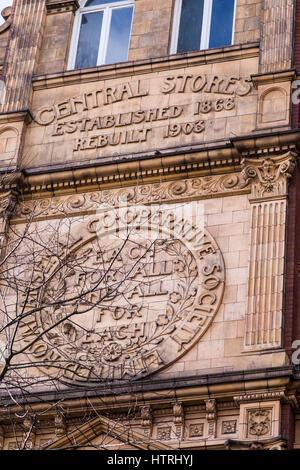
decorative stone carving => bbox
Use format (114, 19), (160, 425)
(14, 173), (249, 222)
(55, 411), (66, 438)
(248, 442), (264, 450)
(0, 191), (17, 253)
(247, 409), (271, 437)
(241, 151), (297, 201)
(238, 401), (279, 441)
(0, 7), (12, 34)
(141, 405), (152, 437)
(234, 391), (292, 405)
(46, 0), (79, 14)
(22, 417), (36, 450)
(189, 423), (204, 438)
(269, 442), (287, 450)
(222, 420), (237, 435)
(225, 437), (287, 450)
(173, 402), (184, 438)
(205, 399), (217, 438)
(19, 215), (225, 383)
(157, 427), (171, 440)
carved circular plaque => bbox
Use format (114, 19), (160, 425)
(22, 217), (225, 384)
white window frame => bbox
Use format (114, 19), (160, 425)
(68, 0), (134, 70)
(170, 0), (236, 55)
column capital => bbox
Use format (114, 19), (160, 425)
(241, 151), (297, 201)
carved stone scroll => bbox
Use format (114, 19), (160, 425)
(0, 7), (12, 34)
(141, 405), (152, 437)
(14, 172), (249, 223)
(241, 152), (297, 351)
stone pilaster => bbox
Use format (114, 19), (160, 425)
(241, 152), (297, 351)
(1, 0), (47, 112)
(259, 0), (295, 73)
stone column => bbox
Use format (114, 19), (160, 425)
(259, 0), (295, 73)
(241, 152), (297, 351)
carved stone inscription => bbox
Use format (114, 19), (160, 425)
(20, 217), (225, 383)
(29, 73), (254, 160)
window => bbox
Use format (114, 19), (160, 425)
(170, 0), (236, 54)
(68, 0), (134, 70)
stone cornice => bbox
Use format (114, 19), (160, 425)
(31, 43), (260, 90)
(0, 110), (33, 124)
(0, 131), (298, 197)
(233, 391), (299, 409)
(0, 366), (295, 420)
(4, 130), (298, 197)
(251, 69), (296, 88)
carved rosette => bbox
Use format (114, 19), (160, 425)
(241, 151), (297, 201)
(19, 212), (225, 384)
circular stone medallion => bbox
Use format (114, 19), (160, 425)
(22, 219), (225, 384)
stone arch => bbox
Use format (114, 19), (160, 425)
(259, 86), (288, 124)
(0, 126), (19, 164)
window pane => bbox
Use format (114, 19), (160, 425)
(85, 0), (122, 6)
(105, 7), (133, 65)
(209, 0), (235, 48)
(177, 0), (204, 53)
(75, 12), (103, 69)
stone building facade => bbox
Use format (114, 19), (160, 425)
(0, 0), (299, 451)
